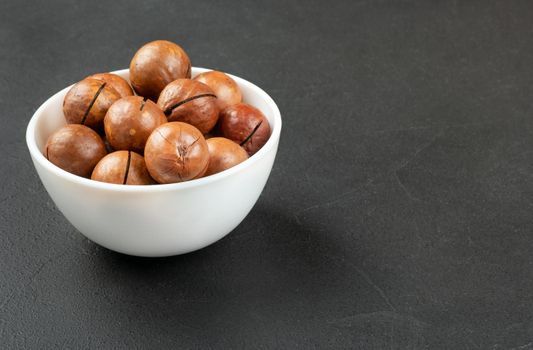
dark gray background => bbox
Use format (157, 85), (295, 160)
(2, 0), (533, 348)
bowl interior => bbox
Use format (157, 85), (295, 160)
(27, 68), (281, 190)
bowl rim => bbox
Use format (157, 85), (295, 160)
(26, 67), (282, 193)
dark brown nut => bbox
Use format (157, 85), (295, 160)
(217, 103), (271, 156)
(104, 96), (167, 154)
(87, 73), (134, 98)
(193, 71), (242, 110)
(63, 78), (122, 131)
(144, 122), (209, 184)
(45, 124), (107, 178)
(129, 40), (191, 101)
(205, 137), (248, 176)
(91, 150), (155, 185)
(157, 79), (219, 134)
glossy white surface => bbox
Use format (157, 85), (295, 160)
(26, 68), (282, 257)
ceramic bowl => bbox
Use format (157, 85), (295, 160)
(26, 68), (281, 257)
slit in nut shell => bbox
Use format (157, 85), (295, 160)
(217, 103), (271, 156)
(91, 150), (155, 185)
(157, 79), (219, 134)
(63, 78), (122, 132)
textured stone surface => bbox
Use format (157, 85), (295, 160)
(2, 0), (533, 348)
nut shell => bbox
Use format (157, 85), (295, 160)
(104, 96), (167, 153)
(194, 71), (242, 110)
(205, 137), (248, 176)
(129, 40), (191, 101)
(63, 78), (122, 131)
(144, 122), (209, 183)
(88, 73), (134, 98)
(217, 103), (271, 156)
(157, 79), (219, 134)
(45, 124), (107, 177)
(91, 150), (155, 185)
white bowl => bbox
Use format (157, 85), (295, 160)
(26, 68), (282, 257)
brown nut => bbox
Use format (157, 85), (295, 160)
(87, 73), (134, 98)
(91, 150), (155, 185)
(104, 96), (167, 154)
(157, 79), (219, 134)
(217, 103), (271, 156)
(129, 40), (191, 101)
(63, 78), (122, 131)
(205, 137), (248, 176)
(45, 124), (107, 177)
(193, 71), (242, 110)
(144, 122), (209, 183)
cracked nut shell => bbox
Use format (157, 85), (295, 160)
(129, 40), (191, 101)
(157, 79), (219, 134)
(144, 122), (209, 184)
(205, 137), (248, 176)
(104, 96), (167, 154)
(63, 77), (122, 131)
(91, 150), (155, 185)
(217, 103), (271, 156)
(45, 124), (107, 177)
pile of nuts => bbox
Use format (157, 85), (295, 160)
(45, 40), (271, 185)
